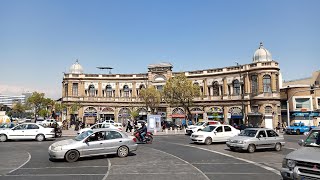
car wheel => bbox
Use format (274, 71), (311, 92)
(145, 135), (153, 144)
(247, 144), (256, 153)
(117, 146), (129, 158)
(296, 130), (300, 135)
(0, 134), (7, 142)
(275, 143), (282, 151)
(65, 150), (79, 162)
(204, 137), (212, 145)
(36, 134), (45, 142)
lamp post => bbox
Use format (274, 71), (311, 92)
(236, 62), (245, 125)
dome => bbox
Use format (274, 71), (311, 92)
(69, 60), (83, 74)
(253, 42), (272, 62)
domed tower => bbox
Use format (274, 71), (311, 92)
(253, 42), (272, 62)
(69, 59), (84, 74)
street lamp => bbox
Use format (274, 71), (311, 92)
(236, 62), (245, 125)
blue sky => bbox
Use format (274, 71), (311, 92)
(0, 0), (319, 99)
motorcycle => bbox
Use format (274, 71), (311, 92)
(55, 127), (62, 138)
(134, 130), (153, 144)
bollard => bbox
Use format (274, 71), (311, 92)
(170, 127), (173, 134)
(165, 128), (168, 134)
(174, 128), (177, 134)
(153, 129), (157, 135)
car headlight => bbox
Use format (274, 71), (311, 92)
(197, 135), (204, 138)
(190, 127), (196, 129)
(238, 140), (244, 144)
(285, 159), (296, 169)
(51, 146), (62, 151)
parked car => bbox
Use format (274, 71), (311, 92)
(281, 127), (320, 179)
(226, 128), (285, 153)
(103, 120), (115, 124)
(0, 123), (55, 142)
(285, 122), (316, 135)
(49, 128), (138, 162)
(78, 123), (119, 135)
(190, 124), (240, 145)
(186, 121), (220, 135)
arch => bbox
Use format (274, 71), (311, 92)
(137, 107), (148, 116)
(101, 107), (114, 113)
(193, 82), (199, 86)
(207, 107), (223, 113)
(228, 107), (242, 115)
(212, 81), (219, 96)
(263, 75), (271, 93)
(154, 74), (167, 81)
(172, 107), (185, 114)
(190, 107), (203, 112)
(139, 84), (146, 89)
(232, 79), (240, 95)
(265, 106), (273, 114)
(88, 84), (96, 97)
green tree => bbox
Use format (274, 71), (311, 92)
(130, 110), (139, 121)
(69, 102), (82, 114)
(139, 86), (161, 114)
(27, 92), (54, 119)
(163, 74), (200, 122)
(12, 102), (26, 118)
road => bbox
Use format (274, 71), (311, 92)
(0, 134), (304, 180)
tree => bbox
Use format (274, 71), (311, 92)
(27, 92), (54, 119)
(163, 74), (200, 122)
(130, 110), (139, 121)
(54, 103), (66, 121)
(139, 86), (161, 114)
(12, 102), (26, 118)
(69, 102), (82, 115)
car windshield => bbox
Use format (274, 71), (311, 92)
(195, 122), (205, 126)
(202, 126), (216, 132)
(239, 129), (258, 137)
(304, 130), (320, 147)
(74, 130), (93, 141)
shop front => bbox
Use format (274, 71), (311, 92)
(137, 108), (148, 120)
(247, 112), (263, 127)
(100, 107), (115, 121)
(190, 107), (204, 123)
(207, 107), (224, 123)
(228, 107), (243, 126)
(118, 108), (131, 124)
(83, 107), (97, 125)
(171, 107), (186, 125)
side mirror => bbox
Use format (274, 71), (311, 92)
(298, 139), (304, 146)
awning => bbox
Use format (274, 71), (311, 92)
(170, 114), (186, 118)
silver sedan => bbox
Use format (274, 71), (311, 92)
(49, 128), (138, 162)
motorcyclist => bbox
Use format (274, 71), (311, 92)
(138, 121), (147, 142)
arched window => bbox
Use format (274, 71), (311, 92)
(123, 85), (129, 97)
(263, 75), (271, 93)
(233, 79), (240, 95)
(265, 106), (273, 114)
(212, 81), (219, 96)
(251, 75), (258, 94)
(106, 85), (112, 97)
(88, 85), (95, 97)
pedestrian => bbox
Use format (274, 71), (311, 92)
(126, 119), (132, 132)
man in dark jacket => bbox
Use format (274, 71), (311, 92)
(138, 122), (147, 142)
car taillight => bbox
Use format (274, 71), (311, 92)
(118, 128), (122, 131)
(133, 137), (137, 142)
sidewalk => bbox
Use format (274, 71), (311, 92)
(62, 128), (187, 137)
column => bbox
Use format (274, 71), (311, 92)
(62, 82), (65, 98)
(223, 107), (229, 124)
(271, 73), (277, 92)
(68, 83), (72, 97)
(223, 78), (228, 96)
(132, 82), (137, 97)
(203, 79), (208, 96)
(98, 82), (102, 97)
(210, 87), (213, 96)
(115, 82), (120, 97)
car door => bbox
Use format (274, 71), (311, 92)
(223, 125), (233, 141)
(212, 126), (225, 142)
(104, 131), (125, 153)
(255, 130), (268, 149)
(24, 124), (40, 139)
(9, 124), (28, 139)
(266, 130), (280, 147)
(81, 131), (107, 156)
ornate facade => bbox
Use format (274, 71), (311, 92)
(62, 43), (281, 129)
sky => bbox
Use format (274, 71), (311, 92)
(0, 0), (319, 99)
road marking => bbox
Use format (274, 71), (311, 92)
(204, 172), (274, 175)
(6, 174), (105, 176)
(101, 159), (111, 180)
(164, 142), (281, 176)
(147, 147), (210, 180)
(192, 162), (250, 165)
(283, 147), (297, 150)
(19, 166), (109, 170)
(8, 152), (31, 174)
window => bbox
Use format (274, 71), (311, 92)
(265, 106), (273, 114)
(251, 106), (258, 113)
(156, 85), (163, 91)
(106, 85), (113, 97)
(13, 124), (28, 130)
(251, 75), (258, 94)
(123, 85), (129, 97)
(88, 132), (105, 142)
(88, 85), (95, 97)
(257, 130), (267, 138)
(317, 98), (320, 108)
(295, 98), (311, 109)
(106, 131), (122, 140)
(72, 83), (78, 96)
(27, 124), (39, 129)
(263, 75), (271, 93)
(212, 81), (219, 96)
(266, 130), (279, 137)
(233, 79), (240, 95)
(215, 126), (223, 133)
(224, 126), (232, 132)
(64, 84), (68, 96)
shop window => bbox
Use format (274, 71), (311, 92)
(72, 83), (78, 96)
(295, 98), (311, 109)
(233, 79), (240, 95)
(263, 75), (271, 93)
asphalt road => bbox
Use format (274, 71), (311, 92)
(0, 134), (303, 180)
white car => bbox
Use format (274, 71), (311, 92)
(78, 123), (119, 135)
(190, 124), (240, 145)
(102, 120), (122, 128)
(186, 121), (221, 135)
(0, 123), (55, 142)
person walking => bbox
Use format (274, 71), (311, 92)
(126, 119), (132, 132)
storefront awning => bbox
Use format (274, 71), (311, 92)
(170, 114), (186, 118)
